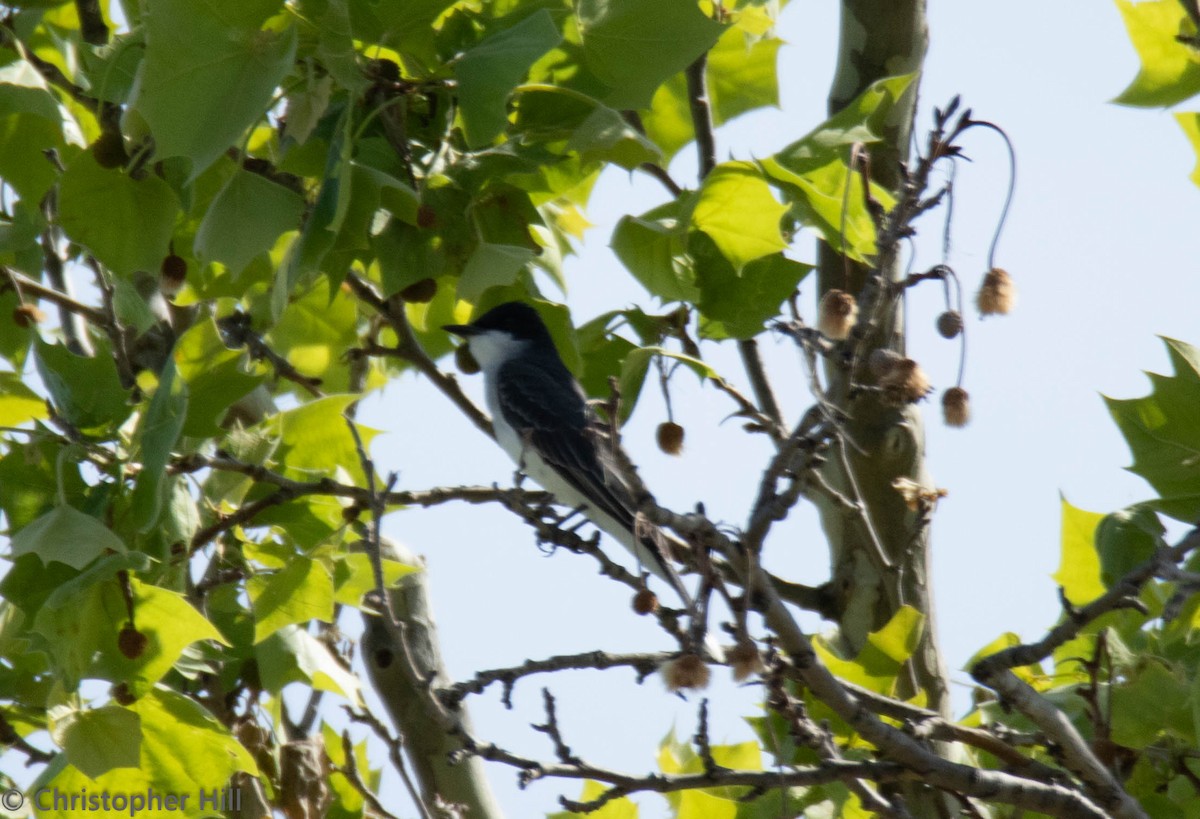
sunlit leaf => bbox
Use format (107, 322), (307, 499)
(692, 162), (788, 271)
(1114, 0), (1200, 107)
(332, 553), (419, 608)
(256, 624), (361, 701)
(1053, 496), (1106, 606)
(249, 557), (336, 643)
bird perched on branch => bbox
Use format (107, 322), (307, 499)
(444, 301), (696, 608)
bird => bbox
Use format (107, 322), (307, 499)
(443, 301), (695, 607)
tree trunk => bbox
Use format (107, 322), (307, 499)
(362, 540), (504, 818)
(815, 0), (951, 719)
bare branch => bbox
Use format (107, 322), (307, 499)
(441, 651), (673, 709)
(345, 272), (492, 438)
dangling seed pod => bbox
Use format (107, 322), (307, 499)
(656, 421), (684, 455)
(728, 639), (764, 682)
(942, 387), (970, 427)
(879, 358), (932, 404)
(976, 268), (1016, 316)
(160, 253), (187, 296)
(117, 624), (149, 659)
(632, 588), (659, 616)
(662, 653), (711, 692)
(936, 310), (963, 339)
(818, 289), (858, 340)
(12, 304), (46, 327)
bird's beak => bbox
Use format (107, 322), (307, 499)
(442, 323), (480, 337)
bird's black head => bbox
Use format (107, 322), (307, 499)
(444, 301), (553, 344)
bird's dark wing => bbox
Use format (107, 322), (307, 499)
(495, 354), (637, 531)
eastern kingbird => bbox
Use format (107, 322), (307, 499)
(444, 301), (694, 606)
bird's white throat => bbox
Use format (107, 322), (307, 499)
(465, 329), (529, 373)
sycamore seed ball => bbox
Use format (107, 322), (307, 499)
(118, 624), (148, 659)
(818, 289), (858, 340)
(663, 653), (711, 692)
(942, 387), (971, 427)
(12, 304), (46, 327)
(656, 421), (684, 455)
(936, 310), (964, 339)
(879, 358), (932, 404)
(728, 640), (764, 682)
(632, 588), (659, 616)
(976, 268), (1017, 316)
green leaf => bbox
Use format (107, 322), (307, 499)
(577, 0), (724, 110)
(57, 149), (179, 277)
(256, 624), (361, 701)
(34, 336), (132, 432)
(173, 318), (263, 437)
(813, 605), (923, 695)
(1114, 0), (1200, 107)
(90, 578), (229, 696)
(249, 557), (336, 643)
(454, 10), (562, 148)
(1105, 337), (1200, 519)
(1111, 660), (1192, 748)
(10, 505), (127, 569)
(706, 26), (781, 125)
(0, 371), (49, 426)
(0, 58), (79, 200)
(130, 0), (299, 175)
(695, 250), (812, 340)
(332, 553), (419, 608)
(195, 168), (306, 274)
(611, 197), (699, 303)
(458, 243), (537, 302)
(767, 155), (889, 261)
(52, 705), (141, 779)
(1053, 497), (1106, 607)
(1096, 506), (1164, 588)
(772, 74), (917, 171)
(692, 162), (788, 271)
(33, 690), (256, 818)
(130, 357), (188, 532)
(268, 394), (379, 481)
(268, 278), (362, 394)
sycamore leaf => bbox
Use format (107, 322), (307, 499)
(1114, 0), (1200, 107)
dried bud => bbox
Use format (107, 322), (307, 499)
(936, 310), (963, 339)
(454, 345), (480, 375)
(160, 253), (187, 295)
(976, 267), (1016, 316)
(728, 640), (764, 682)
(818, 289), (858, 340)
(878, 358), (931, 404)
(118, 624), (148, 659)
(632, 588), (659, 616)
(868, 348), (902, 379)
(12, 303), (46, 327)
(399, 278), (437, 303)
(942, 387), (970, 427)
(656, 421), (684, 455)
(892, 476), (949, 512)
(663, 653), (710, 692)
